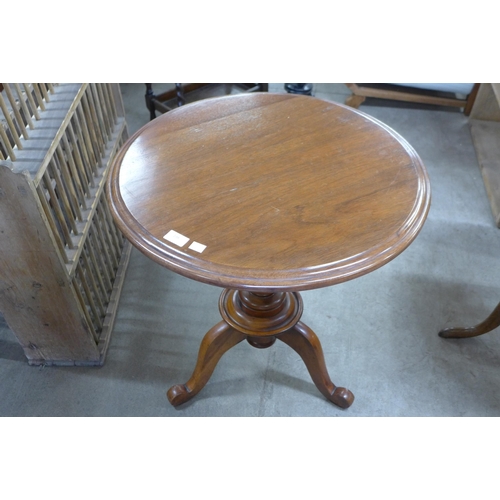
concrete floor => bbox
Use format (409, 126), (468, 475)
(1, 83), (500, 416)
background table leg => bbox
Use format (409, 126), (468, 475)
(439, 301), (500, 338)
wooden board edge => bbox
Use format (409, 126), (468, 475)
(26, 242), (132, 367)
(469, 119), (500, 227)
(97, 240), (133, 365)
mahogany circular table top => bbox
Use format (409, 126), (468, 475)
(107, 93), (431, 292)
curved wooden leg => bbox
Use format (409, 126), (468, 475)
(278, 322), (354, 409)
(167, 321), (246, 406)
(439, 301), (500, 339)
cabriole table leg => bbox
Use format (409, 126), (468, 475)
(167, 289), (354, 408)
(278, 322), (354, 408)
(439, 301), (500, 339)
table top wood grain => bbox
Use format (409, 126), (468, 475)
(107, 93), (431, 291)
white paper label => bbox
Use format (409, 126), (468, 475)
(163, 230), (189, 247)
(189, 241), (207, 253)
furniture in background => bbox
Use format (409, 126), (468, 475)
(345, 83), (479, 114)
(108, 93), (430, 408)
(439, 302), (500, 339)
(438, 84), (500, 340)
(284, 83), (313, 95)
(145, 83), (268, 120)
(468, 83), (500, 227)
(0, 83), (130, 366)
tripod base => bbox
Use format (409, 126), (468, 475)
(167, 289), (354, 409)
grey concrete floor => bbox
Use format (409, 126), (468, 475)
(2, 83), (500, 416)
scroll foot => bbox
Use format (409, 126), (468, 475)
(166, 321), (246, 406)
(439, 301), (500, 339)
(278, 322), (354, 409)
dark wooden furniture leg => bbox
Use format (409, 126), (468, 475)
(145, 83), (156, 121)
(464, 83), (480, 116)
(167, 289), (354, 408)
(167, 321), (246, 406)
(439, 301), (500, 339)
(175, 83), (185, 107)
(278, 322), (354, 408)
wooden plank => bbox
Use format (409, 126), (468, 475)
(81, 251), (106, 316)
(97, 242), (132, 364)
(0, 83), (130, 367)
(469, 83), (500, 122)
(93, 213), (118, 280)
(464, 83), (480, 116)
(61, 133), (90, 201)
(0, 165), (100, 364)
(95, 83), (112, 140)
(103, 83), (117, 125)
(345, 83), (467, 108)
(71, 275), (98, 342)
(48, 159), (78, 235)
(32, 84), (46, 111)
(84, 239), (109, 303)
(81, 92), (104, 166)
(89, 228), (113, 292)
(36, 183), (69, 262)
(0, 123), (16, 160)
(470, 119), (500, 226)
(152, 100), (172, 113)
(3, 84), (86, 182)
(74, 105), (98, 175)
(13, 83), (35, 130)
(67, 120), (95, 188)
(38, 83), (51, 103)
(3, 83), (30, 139)
(41, 170), (74, 249)
(55, 144), (85, 219)
(0, 91), (23, 149)
(77, 264), (103, 331)
(110, 83), (126, 121)
(345, 94), (366, 108)
(85, 88), (106, 152)
(101, 196), (122, 256)
(90, 84), (110, 142)
(154, 83), (206, 101)
(23, 84), (40, 120)
(64, 118), (126, 277)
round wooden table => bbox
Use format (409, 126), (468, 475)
(107, 93), (431, 408)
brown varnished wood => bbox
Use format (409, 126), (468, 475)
(167, 321), (246, 406)
(439, 301), (500, 339)
(345, 94), (366, 108)
(108, 92), (430, 292)
(344, 83), (470, 110)
(219, 289), (303, 336)
(108, 93), (430, 407)
(278, 322), (354, 408)
(168, 289), (353, 408)
(464, 83), (480, 116)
